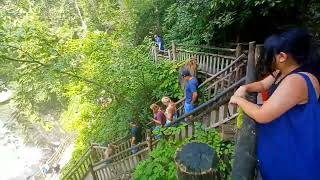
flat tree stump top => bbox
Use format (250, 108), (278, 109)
(175, 142), (217, 173)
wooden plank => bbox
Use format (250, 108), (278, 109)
(181, 52), (184, 61)
(213, 56), (217, 74)
(209, 56), (213, 74)
(104, 167), (111, 179)
(196, 54), (200, 67)
(223, 104), (229, 119)
(96, 170), (101, 180)
(219, 57), (223, 72)
(102, 169), (107, 180)
(219, 57), (225, 71)
(184, 124), (189, 138)
(199, 54), (202, 71)
(120, 161), (127, 175)
(214, 108), (220, 124)
(124, 159), (131, 172)
(220, 57), (224, 72)
(128, 156), (135, 171)
(203, 56), (208, 72)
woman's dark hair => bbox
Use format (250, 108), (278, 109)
(263, 29), (319, 74)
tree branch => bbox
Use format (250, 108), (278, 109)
(0, 54), (113, 96)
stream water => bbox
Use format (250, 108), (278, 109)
(0, 90), (44, 179)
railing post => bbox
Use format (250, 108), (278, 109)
(255, 45), (263, 66)
(235, 43), (243, 57)
(232, 41), (257, 180)
(152, 46), (158, 63)
(147, 129), (153, 152)
(168, 49), (172, 60)
(89, 146), (98, 180)
(172, 41), (177, 61)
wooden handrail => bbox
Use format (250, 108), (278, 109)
(205, 63), (246, 91)
(210, 113), (239, 129)
(176, 49), (237, 59)
(94, 148), (149, 171)
(200, 54), (246, 86)
(93, 141), (149, 167)
(168, 77), (245, 126)
(62, 145), (93, 179)
(176, 44), (236, 52)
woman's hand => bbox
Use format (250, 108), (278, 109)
(234, 86), (247, 98)
(229, 95), (240, 105)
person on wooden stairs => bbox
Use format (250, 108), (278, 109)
(130, 120), (142, 154)
(154, 34), (165, 54)
(161, 96), (178, 127)
(104, 143), (117, 164)
(181, 70), (199, 120)
(150, 103), (166, 139)
(186, 56), (198, 77)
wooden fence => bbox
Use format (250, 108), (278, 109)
(175, 53), (247, 117)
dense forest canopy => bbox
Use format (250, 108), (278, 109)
(0, 0), (319, 173)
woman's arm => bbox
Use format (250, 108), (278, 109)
(166, 105), (176, 121)
(230, 74), (309, 123)
(234, 72), (278, 97)
(153, 119), (162, 125)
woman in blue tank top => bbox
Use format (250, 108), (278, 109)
(230, 29), (320, 180)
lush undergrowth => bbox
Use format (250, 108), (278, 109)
(134, 123), (234, 180)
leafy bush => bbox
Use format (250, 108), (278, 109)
(134, 123), (234, 180)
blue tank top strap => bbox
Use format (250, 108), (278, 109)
(296, 72), (318, 104)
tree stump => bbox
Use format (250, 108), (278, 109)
(175, 142), (217, 180)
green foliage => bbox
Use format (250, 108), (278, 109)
(163, 0), (238, 45)
(162, 0), (320, 45)
(135, 123), (234, 180)
(151, 60), (184, 100)
(236, 108), (244, 129)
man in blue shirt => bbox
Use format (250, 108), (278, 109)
(130, 121), (142, 154)
(181, 70), (199, 116)
(154, 34), (165, 53)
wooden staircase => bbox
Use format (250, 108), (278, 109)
(62, 43), (251, 180)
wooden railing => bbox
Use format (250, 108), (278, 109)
(150, 42), (246, 69)
(62, 145), (95, 180)
(175, 53), (247, 116)
(92, 141), (153, 180)
(61, 134), (134, 180)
